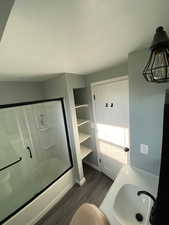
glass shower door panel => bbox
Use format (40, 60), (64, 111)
(0, 107), (35, 223)
(0, 100), (72, 223)
(30, 101), (72, 188)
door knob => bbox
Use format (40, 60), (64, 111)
(124, 147), (129, 152)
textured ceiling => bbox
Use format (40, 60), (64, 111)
(0, 0), (169, 81)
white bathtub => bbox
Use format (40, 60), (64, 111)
(1, 157), (72, 225)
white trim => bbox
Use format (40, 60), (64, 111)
(75, 177), (86, 186)
(83, 160), (101, 172)
(90, 87), (102, 170)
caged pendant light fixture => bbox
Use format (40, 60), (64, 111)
(143, 26), (169, 83)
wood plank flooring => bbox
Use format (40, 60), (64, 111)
(36, 164), (113, 225)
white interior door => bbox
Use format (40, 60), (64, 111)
(93, 78), (129, 179)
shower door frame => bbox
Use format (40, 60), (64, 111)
(0, 97), (73, 224)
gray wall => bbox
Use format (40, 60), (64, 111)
(0, 0), (15, 41)
(85, 52), (169, 176)
(43, 73), (86, 99)
(0, 81), (44, 105)
(86, 62), (128, 84)
(0, 56), (167, 176)
(43, 74), (67, 99)
(129, 49), (169, 175)
(43, 74), (87, 183)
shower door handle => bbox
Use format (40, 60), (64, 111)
(26, 146), (32, 158)
(0, 157), (22, 172)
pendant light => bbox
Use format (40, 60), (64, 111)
(143, 26), (169, 83)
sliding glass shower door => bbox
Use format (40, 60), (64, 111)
(0, 99), (72, 223)
(0, 106), (32, 222)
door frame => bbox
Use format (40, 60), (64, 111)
(90, 75), (131, 172)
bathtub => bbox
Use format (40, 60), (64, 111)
(1, 157), (73, 225)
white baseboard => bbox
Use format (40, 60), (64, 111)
(84, 160), (101, 172)
(75, 177), (86, 186)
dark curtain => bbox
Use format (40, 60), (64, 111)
(153, 104), (169, 225)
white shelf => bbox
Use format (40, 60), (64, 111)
(79, 132), (91, 143)
(77, 119), (90, 127)
(80, 145), (93, 159)
(75, 104), (88, 109)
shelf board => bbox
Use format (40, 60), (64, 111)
(80, 145), (93, 159)
(79, 132), (91, 143)
(75, 104), (88, 109)
(77, 119), (90, 127)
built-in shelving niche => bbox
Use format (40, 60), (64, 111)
(78, 121), (91, 143)
(73, 88), (93, 162)
(74, 88), (88, 106)
(76, 106), (90, 127)
(80, 138), (93, 160)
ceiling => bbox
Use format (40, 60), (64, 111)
(0, 0), (169, 81)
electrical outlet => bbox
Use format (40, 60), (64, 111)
(140, 144), (149, 155)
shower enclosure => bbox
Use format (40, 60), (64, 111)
(0, 98), (73, 224)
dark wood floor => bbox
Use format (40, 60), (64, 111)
(36, 164), (113, 225)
